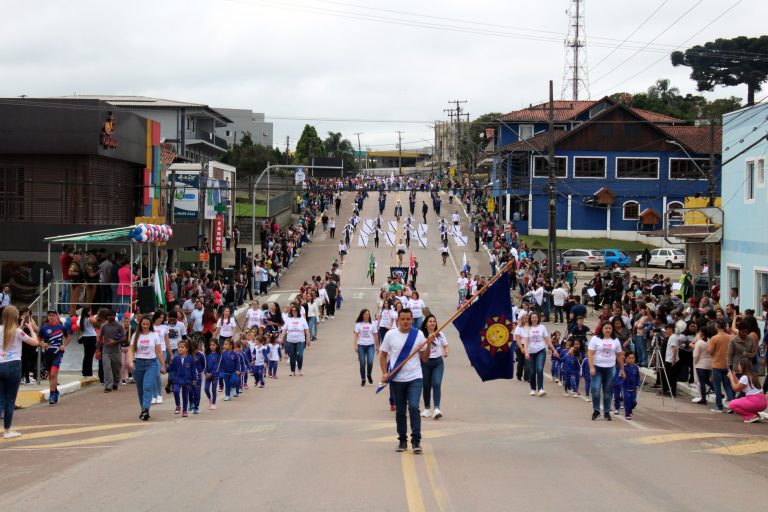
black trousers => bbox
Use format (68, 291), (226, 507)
(326, 297), (336, 317)
(81, 336), (97, 377)
(515, 346), (528, 381)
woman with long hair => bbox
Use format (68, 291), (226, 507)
(214, 306), (237, 346)
(127, 315), (165, 421)
(151, 310), (172, 404)
(513, 312), (530, 382)
(280, 304), (310, 376)
(202, 304), (217, 342)
(523, 312), (558, 396)
(726, 358), (766, 423)
(587, 322), (625, 421)
(420, 314), (449, 419)
(0, 306), (40, 438)
(353, 309), (379, 386)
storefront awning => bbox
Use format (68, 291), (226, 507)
(44, 226), (137, 244)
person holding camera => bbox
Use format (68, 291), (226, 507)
(726, 357), (766, 423)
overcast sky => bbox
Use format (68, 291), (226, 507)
(1, 0), (764, 151)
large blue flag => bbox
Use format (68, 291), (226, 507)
(452, 272), (515, 381)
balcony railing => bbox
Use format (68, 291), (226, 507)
(193, 129), (228, 150)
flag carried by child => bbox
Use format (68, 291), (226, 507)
(452, 272), (515, 381)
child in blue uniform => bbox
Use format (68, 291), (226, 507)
(234, 341), (247, 396)
(612, 365), (624, 414)
(219, 338), (242, 401)
(204, 339), (222, 410)
(563, 343), (581, 397)
(168, 340), (198, 417)
(190, 339), (206, 414)
(252, 335), (268, 388)
(622, 352), (641, 420)
(550, 332), (562, 383)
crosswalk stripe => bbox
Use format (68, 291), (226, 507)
(707, 439), (768, 456)
(13, 431), (142, 450)
(634, 433), (728, 444)
(0, 423), (140, 444)
(266, 294), (280, 302)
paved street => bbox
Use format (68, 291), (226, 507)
(1, 191), (766, 512)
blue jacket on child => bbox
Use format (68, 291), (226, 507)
(168, 354), (199, 385)
(220, 350), (242, 374)
(622, 364), (640, 390)
(204, 352), (222, 378)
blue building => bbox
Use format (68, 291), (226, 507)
(495, 97), (721, 244)
(720, 101), (768, 314)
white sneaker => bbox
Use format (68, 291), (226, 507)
(572, 392), (579, 398)
(3, 431), (21, 439)
(156, 396), (163, 404)
(151, 397), (158, 404)
(421, 409), (431, 418)
(433, 408), (443, 420)
(529, 390), (536, 396)
(563, 391), (570, 397)
(28, 378), (37, 385)
(538, 389), (546, 397)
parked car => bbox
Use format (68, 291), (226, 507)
(602, 249), (631, 268)
(561, 249), (605, 271)
(635, 248), (686, 269)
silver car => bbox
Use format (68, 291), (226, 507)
(561, 249), (605, 271)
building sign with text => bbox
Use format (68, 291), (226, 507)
(213, 214), (225, 254)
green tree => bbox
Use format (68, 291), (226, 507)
(294, 124), (325, 164)
(671, 36), (768, 105)
(323, 131), (357, 171)
(611, 79), (742, 121)
(220, 132), (283, 181)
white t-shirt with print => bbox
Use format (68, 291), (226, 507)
(282, 317), (309, 343)
(428, 332), (448, 359)
(166, 322), (187, 350)
(135, 331), (161, 359)
(524, 325), (549, 354)
(217, 318), (236, 338)
(0, 326), (32, 363)
(246, 308), (263, 329)
(355, 321), (378, 346)
(407, 299), (425, 319)
(587, 336), (622, 368)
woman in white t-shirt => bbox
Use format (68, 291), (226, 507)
(407, 291), (426, 330)
(587, 322), (624, 421)
(726, 358), (767, 423)
(306, 291), (320, 342)
(152, 311), (173, 405)
(513, 312), (530, 383)
(245, 301), (263, 330)
(338, 241), (348, 264)
(0, 306), (40, 438)
(420, 314), (449, 420)
(128, 316), (166, 421)
(279, 304), (310, 376)
(215, 307), (238, 345)
(378, 299), (395, 341)
(523, 312), (558, 397)
(353, 309), (379, 386)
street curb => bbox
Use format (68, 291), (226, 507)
(15, 377), (100, 409)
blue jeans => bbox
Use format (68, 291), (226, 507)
(391, 378), (423, 443)
(59, 280), (71, 314)
(633, 335), (648, 367)
(591, 366), (616, 413)
(308, 316), (317, 340)
(357, 344), (375, 380)
(413, 317), (423, 330)
(712, 368), (735, 410)
(117, 294), (130, 314)
(528, 349), (547, 391)
(421, 357), (444, 409)
(0, 360), (22, 429)
(285, 342), (305, 373)
(154, 351), (168, 399)
(133, 358), (159, 410)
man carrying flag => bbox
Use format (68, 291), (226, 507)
(380, 309), (429, 453)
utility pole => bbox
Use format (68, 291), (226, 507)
(285, 135), (290, 156)
(447, 100), (467, 175)
(354, 132), (363, 174)
(396, 130), (404, 175)
(547, 80), (558, 281)
(198, 161), (208, 252)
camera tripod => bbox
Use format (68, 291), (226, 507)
(640, 330), (676, 404)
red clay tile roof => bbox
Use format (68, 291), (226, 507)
(160, 143), (180, 165)
(630, 108), (683, 123)
(500, 100), (596, 122)
(659, 125), (722, 155)
(499, 130), (569, 152)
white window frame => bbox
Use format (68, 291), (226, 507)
(615, 156), (659, 180)
(573, 156), (607, 179)
(519, 124), (534, 141)
(667, 201), (684, 223)
(668, 157), (708, 180)
(745, 159), (755, 203)
(532, 155), (567, 178)
(622, 200), (640, 221)
(727, 264), (741, 299)
(755, 267), (768, 319)
(757, 158), (765, 188)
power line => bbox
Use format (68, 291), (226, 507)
(591, 0), (704, 86)
(589, 0), (669, 72)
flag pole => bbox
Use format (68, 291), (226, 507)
(376, 258), (516, 393)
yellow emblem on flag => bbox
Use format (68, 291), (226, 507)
(479, 315), (513, 355)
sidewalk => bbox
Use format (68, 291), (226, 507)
(15, 372), (100, 408)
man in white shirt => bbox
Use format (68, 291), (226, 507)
(182, 295), (196, 325)
(380, 309), (429, 453)
(663, 324), (679, 397)
(551, 283), (569, 324)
